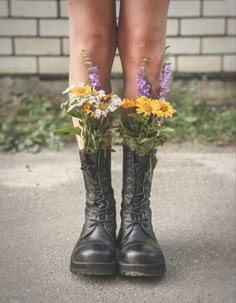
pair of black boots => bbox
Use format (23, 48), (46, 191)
(70, 145), (165, 276)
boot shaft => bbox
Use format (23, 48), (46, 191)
(122, 145), (153, 199)
(79, 148), (116, 240)
(79, 148), (114, 203)
(120, 145), (157, 240)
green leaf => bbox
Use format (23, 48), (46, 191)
(159, 126), (174, 133)
(128, 113), (145, 123)
(54, 126), (81, 135)
(140, 137), (155, 144)
(184, 116), (198, 123)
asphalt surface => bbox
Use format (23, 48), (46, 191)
(0, 144), (235, 303)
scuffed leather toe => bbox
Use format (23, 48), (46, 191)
(72, 242), (115, 264)
(120, 243), (165, 265)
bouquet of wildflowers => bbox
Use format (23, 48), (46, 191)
(55, 49), (121, 152)
(119, 52), (175, 157)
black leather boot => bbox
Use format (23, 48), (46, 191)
(118, 145), (166, 276)
(70, 148), (117, 275)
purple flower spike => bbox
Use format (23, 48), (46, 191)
(160, 62), (172, 99)
(157, 117), (164, 127)
(88, 65), (101, 90)
(136, 71), (151, 97)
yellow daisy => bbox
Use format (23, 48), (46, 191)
(103, 93), (113, 101)
(149, 99), (162, 115)
(99, 103), (108, 110)
(122, 98), (136, 109)
(71, 85), (91, 97)
(136, 98), (159, 116)
(136, 96), (150, 103)
(92, 90), (99, 96)
(156, 100), (174, 118)
(84, 102), (95, 116)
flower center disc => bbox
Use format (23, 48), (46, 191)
(161, 104), (168, 112)
(143, 103), (152, 113)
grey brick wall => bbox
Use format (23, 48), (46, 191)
(0, 0), (235, 75)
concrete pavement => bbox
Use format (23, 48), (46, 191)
(0, 144), (235, 303)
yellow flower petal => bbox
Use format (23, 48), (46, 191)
(103, 93), (113, 101)
(84, 102), (95, 116)
(122, 98), (136, 109)
(99, 103), (108, 110)
(136, 98), (154, 116)
(156, 100), (174, 118)
(71, 85), (91, 97)
(92, 90), (99, 96)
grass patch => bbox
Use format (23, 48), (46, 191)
(0, 96), (72, 153)
(0, 86), (235, 152)
(169, 99), (236, 145)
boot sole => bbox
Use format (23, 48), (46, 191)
(119, 261), (166, 277)
(70, 261), (117, 276)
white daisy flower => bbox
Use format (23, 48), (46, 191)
(89, 94), (103, 104)
(94, 109), (102, 119)
(61, 100), (69, 109)
(67, 104), (80, 112)
(98, 90), (106, 96)
(111, 95), (122, 106)
(112, 94), (121, 102)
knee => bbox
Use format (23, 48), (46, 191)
(137, 31), (159, 50)
(138, 30), (164, 55)
(122, 27), (165, 61)
(76, 29), (116, 59)
(85, 30), (110, 48)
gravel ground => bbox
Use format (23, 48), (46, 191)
(0, 144), (235, 303)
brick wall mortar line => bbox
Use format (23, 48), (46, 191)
(7, 0), (10, 17)
(177, 18), (181, 36)
(220, 55), (224, 72)
(60, 38), (63, 55)
(0, 16), (231, 21)
(37, 19), (40, 37)
(200, 0), (203, 17)
(200, 37), (203, 55)
(12, 37), (15, 55)
(225, 17), (227, 35)
(8, 0), (11, 17)
(0, 53), (235, 58)
(56, 0), (60, 19)
(36, 55), (39, 74)
(176, 55), (179, 73)
(11, 37), (14, 55)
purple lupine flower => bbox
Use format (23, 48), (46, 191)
(136, 71), (151, 97)
(157, 117), (164, 127)
(159, 62), (172, 99)
(88, 65), (101, 90)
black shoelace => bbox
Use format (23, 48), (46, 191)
(124, 162), (151, 228)
(81, 161), (114, 227)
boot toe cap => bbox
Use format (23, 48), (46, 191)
(120, 243), (165, 265)
(72, 242), (116, 264)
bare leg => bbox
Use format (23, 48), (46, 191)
(117, 1), (170, 277)
(67, 0), (117, 148)
(118, 0), (170, 98)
